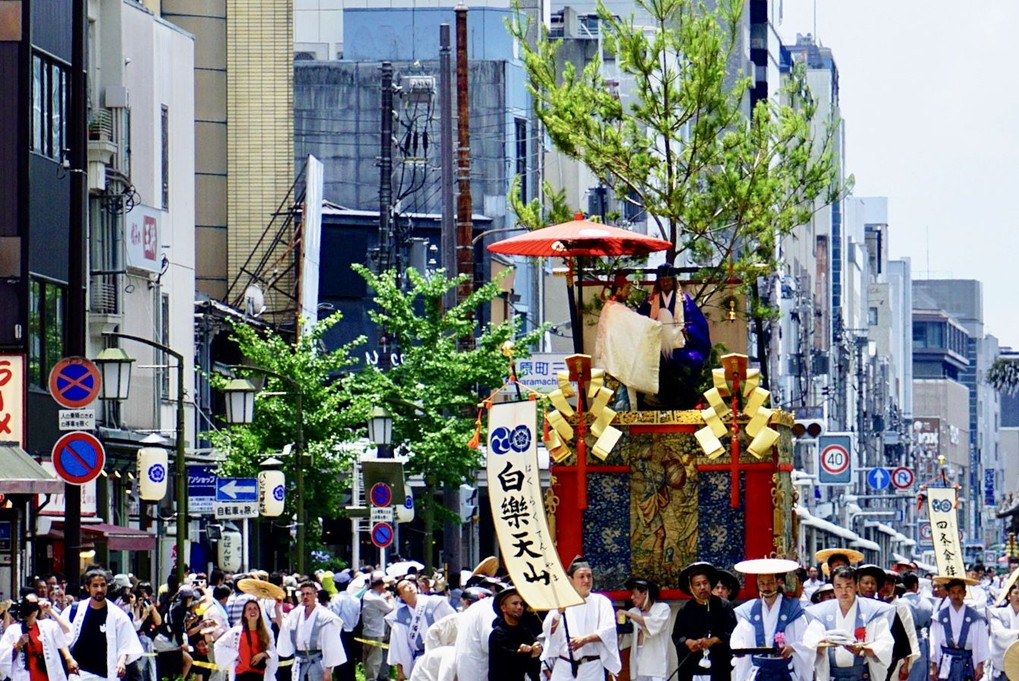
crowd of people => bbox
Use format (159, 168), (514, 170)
(4, 551), (1019, 681)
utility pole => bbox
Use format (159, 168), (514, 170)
(455, 4), (473, 305)
(379, 61), (395, 273)
(65, 0), (88, 579)
(439, 24), (456, 311)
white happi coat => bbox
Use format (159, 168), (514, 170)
(0, 619), (70, 681)
(409, 612), (459, 681)
(989, 605), (1019, 679)
(67, 600), (144, 681)
(385, 595), (456, 679)
(625, 601), (671, 680)
(454, 598), (495, 681)
(731, 596), (812, 681)
(276, 603), (347, 678)
(802, 597), (894, 681)
(541, 593), (620, 681)
(213, 625), (279, 681)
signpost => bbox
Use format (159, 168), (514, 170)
(918, 521), (933, 548)
(48, 357), (101, 409)
(867, 467), (891, 491)
(58, 409), (96, 431)
(51, 431), (106, 485)
(188, 465), (218, 514)
(370, 482), (393, 508)
(817, 434), (852, 486)
(369, 482), (394, 558)
(217, 478), (258, 502)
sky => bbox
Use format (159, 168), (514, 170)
(776, 1), (1019, 350)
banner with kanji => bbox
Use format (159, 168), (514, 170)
(927, 487), (966, 578)
(487, 401), (583, 610)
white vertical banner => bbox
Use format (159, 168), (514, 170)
(299, 155), (324, 339)
(487, 401), (583, 611)
(927, 487), (966, 578)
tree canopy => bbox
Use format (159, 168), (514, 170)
(511, 0), (849, 303)
(988, 357), (1019, 395)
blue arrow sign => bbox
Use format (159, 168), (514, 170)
(867, 467), (891, 491)
(217, 477), (259, 502)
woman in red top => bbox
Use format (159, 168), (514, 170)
(214, 599), (277, 681)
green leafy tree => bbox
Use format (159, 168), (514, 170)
(210, 314), (370, 563)
(349, 265), (545, 570)
(510, 0), (850, 306)
(988, 357), (1019, 395)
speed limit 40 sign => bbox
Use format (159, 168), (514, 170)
(817, 433), (853, 485)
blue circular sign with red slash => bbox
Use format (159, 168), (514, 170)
(52, 431), (106, 485)
(371, 522), (393, 548)
(370, 482), (392, 507)
(49, 357), (102, 409)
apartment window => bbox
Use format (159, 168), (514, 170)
(27, 279), (66, 388)
(868, 306), (878, 326)
(514, 118), (527, 203)
(161, 105), (169, 209)
(32, 54), (69, 161)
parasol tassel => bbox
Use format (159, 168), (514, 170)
(467, 406), (485, 449)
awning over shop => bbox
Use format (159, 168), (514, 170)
(0, 445), (64, 494)
(48, 521), (155, 551)
(866, 521), (911, 545)
(851, 538), (881, 552)
(795, 505), (863, 542)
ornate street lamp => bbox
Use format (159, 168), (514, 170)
(222, 378), (257, 425)
(367, 406), (393, 456)
(94, 347), (134, 400)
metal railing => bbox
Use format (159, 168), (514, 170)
(89, 272), (120, 314)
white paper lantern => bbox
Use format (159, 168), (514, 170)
(258, 469), (285, 517)
(137, 447), (168, 501)
(396, 489), (414, 524)
(218, 529), (242, 572)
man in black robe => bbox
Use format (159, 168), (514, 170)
(489, 585), (542, 681)
(671, 562), (736, 681)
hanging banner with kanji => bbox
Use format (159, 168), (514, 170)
(487, 401), (583, 610)
(927, 486), (966, 578)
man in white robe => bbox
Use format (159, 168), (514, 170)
(802, 565), (894, 681)
(988, 567), (1019, 681)
(0, 595), (77, 681)
(730, 559), (812, 681)
(408, 612), (459, 681)
(541, 556), (620, 681)
(385, 577), (456, 681)
(277, 581), (346, 681)
(454, 588), (497, 681)
(67, 568), (144, 681)
(929, 576), (989, 681)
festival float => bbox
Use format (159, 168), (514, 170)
(486, 215), (798, 602)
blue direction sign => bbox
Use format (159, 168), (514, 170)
(217, 478), (258, 502)
(188, 465), (218, 513)
(371, 522), (394, 548)
(51, 431), (106, 485)
(867, 467), (891, 491)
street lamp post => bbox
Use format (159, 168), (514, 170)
(95, 333), (188, 585)
(220, 367), (307, 574)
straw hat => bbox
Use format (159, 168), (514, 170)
(931, 575), (980, 587)
(1003, 640), (1019, 680)
(472, 556), (499, 577)
(995, 567), (1019, 607)
(237, 578), (285, 601)
(814, 548), (864, 566)
(733, 558), (800, 575)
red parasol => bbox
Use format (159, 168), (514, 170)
(487, 213), (672, 258)
(487, 213), (672, 353)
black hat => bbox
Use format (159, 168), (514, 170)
(493, 584), (520, 614)
(855, 564), (886, 590)
(678, 562), (718, 597)
(655, 263), (676, 279)
(715, 570), (741, 598)
(461, 587), (491, 605)
(624, 577), (660, 602)
(567, 556), (592, 577)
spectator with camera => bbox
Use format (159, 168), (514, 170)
(0, 594), (78, 681)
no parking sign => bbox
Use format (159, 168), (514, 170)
(817, 434), (853, 486)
